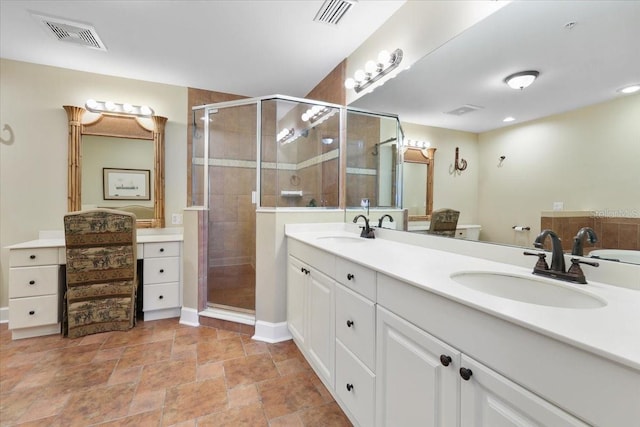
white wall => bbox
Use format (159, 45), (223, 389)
(477, 94), (640, 246)
(0, 59), (188, 308)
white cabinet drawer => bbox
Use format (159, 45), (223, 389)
(336, 340), (375, 427)
(9, 295), (59, 329)
(144, 257), (180, 284)
(143, 283), (180, 311)
(143, 242), (180, 258)
(335, 257), (376, 301)
(336, 283), (376, 371)
(9, 248), (59, 267)
(9, 265), (59, 298)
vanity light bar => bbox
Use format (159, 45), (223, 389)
(345, 48), (404, 93)
(403, 139), (430, 149)
(85, 99), (154, 117)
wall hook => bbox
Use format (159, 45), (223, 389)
(1, 124), (15, 145)
(498, 155), (506, 167)
(454, 147), (467, 172)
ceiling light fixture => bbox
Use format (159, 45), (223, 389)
(504, 70), (539, 90)
(277, 128), (295, 144)
(618, 84), (640, 94)
(85, 99), (154, 117)
(345, 48), (403, 93)
(503, 116), (515, 122)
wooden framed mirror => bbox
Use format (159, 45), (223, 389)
(403, 147), (436, 222)
(64, 105), (167, 228)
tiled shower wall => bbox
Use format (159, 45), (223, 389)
(540, 214), (640, 252)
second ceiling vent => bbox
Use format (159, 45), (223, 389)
(32, 13), (107, 51)
(314, 0), (358, 26)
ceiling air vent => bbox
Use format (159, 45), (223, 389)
(313, 0), (357, 26)
(32, 13), (107, 51)
(445, 104), (484, 116)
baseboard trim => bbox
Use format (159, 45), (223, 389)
(253, 320), (292, 343)
(179, 307), (200, 327)
(199, 307), (255, 326)
(0, 306), (8, 323)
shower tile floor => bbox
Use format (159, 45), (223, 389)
(0, 319), (352, 426)
(208, 264), (256, 312)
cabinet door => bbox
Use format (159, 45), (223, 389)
(460, 355), (589, 427)
(376, 306), (460, 427)
(307, 268), (335, 387)
(287, 256), (307, 344)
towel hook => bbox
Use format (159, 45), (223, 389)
(454, 147), (467, 172)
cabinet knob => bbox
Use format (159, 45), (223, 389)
(440, 354), (452, 367)
(29, 255), (36, 259)
(29, 310), (35, 315)
(346, 320), (354, 328)
(159, 295), (164, 300)
(346, 383), (354, 392)
(160, 248), (164, 252)
(29, 280), (36, 285)
(347, 273), (354, 281)
(460, 367), (473, 381)
(159, 269), (164, 273)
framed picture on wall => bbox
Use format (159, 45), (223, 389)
(103, 168), (150, 200)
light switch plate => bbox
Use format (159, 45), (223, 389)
(171, 213), (183, 225)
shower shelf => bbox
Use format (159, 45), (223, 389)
(280, 190), (303, 197)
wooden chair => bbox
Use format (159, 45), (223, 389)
(63, 209), (137, 338)
(428, 208), (460, 237)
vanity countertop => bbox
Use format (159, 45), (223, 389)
(285, 223), (640, 371)
(6, 228), (183, 249)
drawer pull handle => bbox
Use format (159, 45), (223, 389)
(29, 310), (35, 315)
(160, 248), (165, 252)
(159, 295), (164, 300)
(460, 367), (473, 381)
(346, 320), (354, 328)
(30, 255), (36, 259)
(29, 280), (36, 285)
(346, 383), (354, 392)
(159, 269), (164, 273)
(300, 267), (310, 275)
(347, 273), (354, 281)
(440, 354), (452, 367)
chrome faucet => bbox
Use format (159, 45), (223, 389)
(377, 214), (394, 228)
(572, 227), (598, 256)
(525, 229), (599, 284)
(353, 214), (375, 239)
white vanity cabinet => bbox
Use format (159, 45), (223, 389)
(142, 241), (182, 321)
(8, 247), (61, 339)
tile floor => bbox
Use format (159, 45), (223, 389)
(0, 319), (351, 426)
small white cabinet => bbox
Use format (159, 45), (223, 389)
(142, 241), (181, 320)
(8, 248), (61, 339)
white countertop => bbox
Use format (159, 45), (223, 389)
(286, 223), (640, 371)
(6, 228), (183, 249)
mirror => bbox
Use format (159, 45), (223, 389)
(64, 106), (167, 228)
(349, 1), (640, 262)
(402, 147), (435, 221)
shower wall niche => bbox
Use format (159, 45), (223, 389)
(191, 95), (401, 313)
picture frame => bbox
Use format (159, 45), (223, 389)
(103, 168), (150, 200)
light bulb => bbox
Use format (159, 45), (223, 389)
(86, 99), (98, 109)
(105, 101), (117, 111)
(354, 69), (366, 82)
(377, 50), (391, 65)
(140, 105), (153, 115)
(365, 60), (377, 74)
(344, 78), (356, 89)
(123, 103), (134, 113)
(301, 113), (309, 122)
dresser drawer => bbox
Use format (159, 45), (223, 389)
(336, 283), (376, 371)
(144, 257), (180, 284)
(143, 242), (180, 258)
(9, 265), (59, 298)
(9, 248), (59, 267)
(336, 340), (375, 427)
(9, 295), (59, 329)
(335, 257), (376, 301)
(143, 283), (180, 311)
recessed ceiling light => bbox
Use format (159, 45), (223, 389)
(618, 84), (640, 94)
(503, 117), (515, 122)
(504, 71), (539, 90)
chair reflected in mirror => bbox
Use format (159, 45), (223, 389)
(63, 209), (137, 338)
(428, 208), (460, 237)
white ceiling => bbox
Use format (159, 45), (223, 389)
(0, 0), (404, 97)
(352, 1), (640, 133)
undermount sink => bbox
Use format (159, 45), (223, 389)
(450, 272), (606, 309)
(316, 235), (365, 243)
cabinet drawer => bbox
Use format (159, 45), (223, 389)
(9, 265), (59, 298)
(336, 340), (375, 427)
(9, 248), (59, 267)
(335, 257), (376, 301)
(143, 242), (180, 258)
(9, 295), (59, 329)
(143, 283), (180, 311)
(143, 257), (180, 284)
(336, 283), (376, 371)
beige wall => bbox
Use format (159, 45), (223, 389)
(477, 94), (640, 246)
(0, 59), (188, 308)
